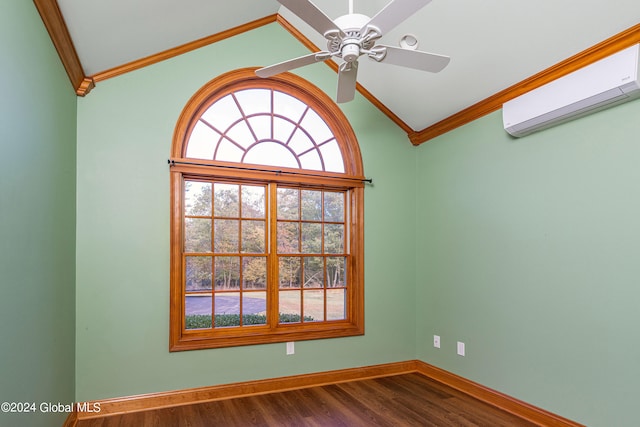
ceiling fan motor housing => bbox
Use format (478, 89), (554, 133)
(328, 13), (377, 62)
(333, 13), (371, 33)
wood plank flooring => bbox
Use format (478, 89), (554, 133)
(76, 373), (538, 427)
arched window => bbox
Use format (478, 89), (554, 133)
(169, 69), (365, 350)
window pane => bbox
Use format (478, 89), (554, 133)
(242, 220), (265, 253)
(279, 257), (301, 288)
(300, 108), (333, 143)
(241, 185), (265, 218)
(299, 150), (323, 171)
(214, 219), (239, 253)
(214, 183), (239, 217)
(277, 188), (299, 220)
(326, 257), (346, 288)
(201, 94), (241, 132)
(324, 223), (344, 254)
(243, 292), (267, 325)
(304, 290), (324, 322)
(273, 116), (296, 143)
(319, 139), (345, 173)
(185, 295), (212, 329)
(186, 121), (218, 160)
(277, 222), (299, 254)
(214, 256), (240, 290)
(247, 115), (271, 141)
(227, 120), (255, 150)
(185, 218), (211, 252)
(214, 292), (240, 327)
(301, 223), (321, 254)
(214, 138), (244, 163)
(244, 141), (299, 168)
(304, 257), (324, 288)
(235, 89), (271, 117)
(327, 289), (346, 321)
(273, 91), (306, 123)
(279, 290), (301, 323)
(324, 191), (344, 222)
(186, 256), (212, 291)
(301, 190), (322, 221)
(243, 257), (266, 289)
(185, 181), (212, 216)
(288, 128), (314, 155)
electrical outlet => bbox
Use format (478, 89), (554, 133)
(433, 335), (440, 348)
(286, 341), (295, 355)
(457, 341), (465, 356)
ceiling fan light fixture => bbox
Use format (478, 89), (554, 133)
(399, 34), (419, 50)
(342, 43), (361, 62)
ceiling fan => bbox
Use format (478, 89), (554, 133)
(256, 0), (450, 103)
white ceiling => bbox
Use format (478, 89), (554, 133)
(56, 0), (640, 132)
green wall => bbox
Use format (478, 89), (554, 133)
(8, 4), (636, 424)
(0, 2), (77, 427)
(75, 23), (417, 401)
(415, 101), (640, 426)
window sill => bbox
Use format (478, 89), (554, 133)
(170, 322), (364, 351)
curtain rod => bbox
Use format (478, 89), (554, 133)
(167, 159), (373, 184)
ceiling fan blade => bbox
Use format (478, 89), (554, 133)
(336, 62), (358, 103)
(256, 52), (330, 78)
(376, 45), (450, 72)
(276, 0), (341, 37)
(361, 0), (431, 35)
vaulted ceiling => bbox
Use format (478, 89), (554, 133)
(35, 0), (640, 144)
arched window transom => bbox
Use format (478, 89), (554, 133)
(186, 88), (345, 173)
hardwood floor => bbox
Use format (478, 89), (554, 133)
(76, 373), (538, 426)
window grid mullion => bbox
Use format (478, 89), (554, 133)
(238, 185), (244, 326)
(268, 183), (279, 329)
(298, 189), (305, 322)
(211, 181), (222, 328)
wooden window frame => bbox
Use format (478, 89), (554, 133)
(170, 69), (365, 351)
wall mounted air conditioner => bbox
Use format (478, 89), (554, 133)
(503, 44), (640, 137)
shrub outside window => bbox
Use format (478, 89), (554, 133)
(169, 69), (365, 351)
